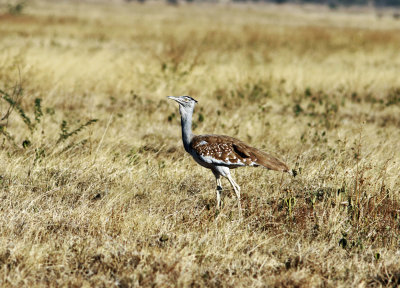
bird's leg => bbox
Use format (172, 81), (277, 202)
(215, 175), (222, 209)
(227, 174), (242, 216)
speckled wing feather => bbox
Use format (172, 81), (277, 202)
(190, 135), (289, 171)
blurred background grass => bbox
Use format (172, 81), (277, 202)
(0, 1), (400, 287)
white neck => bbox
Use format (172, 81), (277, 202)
(179, 106), (194, 152)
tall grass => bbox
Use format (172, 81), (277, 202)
(0, 1), (400, 286)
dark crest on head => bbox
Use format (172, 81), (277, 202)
(182, 96), (198, 103)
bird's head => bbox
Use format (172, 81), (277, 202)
(167, 96), (198, 115)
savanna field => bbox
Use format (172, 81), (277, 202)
(1, 1), (400, 286)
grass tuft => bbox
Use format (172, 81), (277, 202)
(1, 1), (400, 286)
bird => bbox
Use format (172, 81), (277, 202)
(167, 95), (291, 215)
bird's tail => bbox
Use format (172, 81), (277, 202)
(231, 142), (291, 174)
(251, 147), (290, 173)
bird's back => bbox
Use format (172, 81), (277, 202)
(189, 134), (289, 172)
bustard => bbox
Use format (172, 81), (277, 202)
(167, 96), (290, 214)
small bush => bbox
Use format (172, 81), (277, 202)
(7, 1), (26, 15)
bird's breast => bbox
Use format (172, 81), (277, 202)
(188, 149), (214, 169)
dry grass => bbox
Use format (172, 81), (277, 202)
(1, 1), (400, 287)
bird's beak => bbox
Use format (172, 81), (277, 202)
(167, 96), (182, 104)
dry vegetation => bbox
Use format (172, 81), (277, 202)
(1, 1), (400, 287)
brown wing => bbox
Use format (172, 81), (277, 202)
(190, 134), (289, 171)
